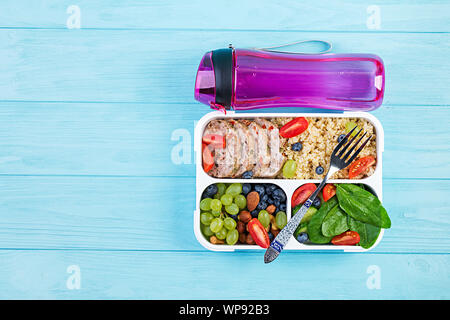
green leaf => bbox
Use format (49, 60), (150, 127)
(321, 205), (348, 237)
(307, 196), (337, 244)
(347, 215), (381, 249)
(336, 184), (391, 228)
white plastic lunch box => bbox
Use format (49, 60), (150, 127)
(194, 111), (384, 252)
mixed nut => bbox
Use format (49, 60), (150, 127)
(200, 183), (287, 248)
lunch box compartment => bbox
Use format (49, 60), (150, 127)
(194, 111), (384, 252)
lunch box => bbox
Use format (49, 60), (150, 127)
(193, 45), (386, 252)
(194, 111), (384, 252)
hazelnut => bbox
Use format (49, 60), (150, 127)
(237, 221), (245, 234)
(246, 191), (260, 211)
(272, 229), (280, 237)
(246, 233), (255, 245)
(239, 210), (252, 223)
(210, 235), (224, 244)
(266, 204), (276, 214)
(239, 233), (247, 244)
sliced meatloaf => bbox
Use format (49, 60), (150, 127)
(255, 118), (286, 178)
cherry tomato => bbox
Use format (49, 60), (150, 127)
(348, 156), (376, 179)
(202, 143), (214, 173)
(322, 184), (336, 202)
(202, 134), (226, 149)
(292, 183), (317, 207)
(279, 117), (309, 138)
(247, 218), (270, 248)
(331, 231), (360, 246)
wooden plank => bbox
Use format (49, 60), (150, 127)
(0, 102), (448, 179)
(0, 176), (448, 253)
(0, 30), (448, 105)
(0, 1), (448, 32)
(0, 250), (448, 299)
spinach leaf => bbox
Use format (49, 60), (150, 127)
(347, 215), (381, 249)
(307, 196), (337, 244)
(336, 184), (391, 228)
(321, 205), (348, 237)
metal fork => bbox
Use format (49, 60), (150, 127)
(264, 126), (372, 263)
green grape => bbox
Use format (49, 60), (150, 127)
(200, 198), (212, 211)
(201, 224), (214, 237)
(226, 229), (239, 245)
(224, 217), (237, 231)
(225, 183), (242, 196)
(234, 194), (247, 210)
(220, 194), (233, 206)
(211, 210), (221, 217)
(282, 160), (297, 178)
(225, 203), (239, 215)
(216, 183), (226, 197)
(210, 199), (222, 212)
(275, 211), (287, 229)
(210, 218), (224, 233)
(345, 121), (360, 136)
(200, 212), (214, 226)
(258, 210), (270, 228)
(213, 193), (221, 200)
(216, 227), (228, 240)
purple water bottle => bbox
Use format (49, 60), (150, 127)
(194, 44), (384, 112)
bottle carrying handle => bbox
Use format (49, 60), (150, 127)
(254, 39), (333, 55)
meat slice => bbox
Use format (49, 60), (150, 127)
(246, 120), (270, 178)
(228, 119), (256, 177)
(203, 120), (241, 178)
(255, 118), (286, 178)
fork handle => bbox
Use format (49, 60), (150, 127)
(264, 178), (329, 263)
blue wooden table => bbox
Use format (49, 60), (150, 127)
(0, 0), (448, 299)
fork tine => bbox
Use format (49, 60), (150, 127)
(345, 135), (373, 165)
(336, 128), (363, 158)
(332, 126), (358, 156)
(341, 131), (367, 161)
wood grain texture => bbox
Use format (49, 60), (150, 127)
(0, 30), (448, 105)
(0, 0), (448, 32)
(0, 176), (448, 253)
(0, 250), (448, 299)
(0, 0), (448, 299)
(0, 103), (448, 178)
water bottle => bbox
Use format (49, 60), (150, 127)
(194, 43), (384, 112)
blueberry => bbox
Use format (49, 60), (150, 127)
(312, 197), (321, 208)
(242, 183), (251, 195)
(205, 184), (218, 196)
(279, 203), (286, 212)
(257, 201), (268, 210)
(261, 193), (269, 202)
(254, 184), (265, 196)
(274, 199), (281, 208)
(230, 214), (238, 221)
(296, 232), (309, 243)
(268, 232), (274, 242)
(266, 184), (277, 195)
(242, 171), (253, 179)
(315, 166), (324, 175)
(251, 209), (259, 218)
(338, 134), (347, 143)
(267, 198), (274, 205)
(272, 189), (286, 202)
(291, 142), (303, 152)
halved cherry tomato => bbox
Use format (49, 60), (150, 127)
(331, 231), (360, 246)
(292, 183), (317, 207)
(247, 218), (270, 248)
(279, 117), (309, 138)
(323, 184), (336, 202)
(202, 134), (226, 149)
(202, 143), (214, 173)
(348, 156), (376, 179)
